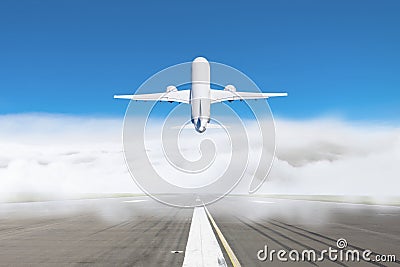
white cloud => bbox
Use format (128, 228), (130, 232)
(0, 114), (137, 201)
(0, 114), (399, 202)
(264, 119), (400, 196)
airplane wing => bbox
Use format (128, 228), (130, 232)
(114, 90), (190, 104)
(210, 89), (287, 103)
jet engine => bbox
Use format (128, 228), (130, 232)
(224, 84), (236, 92)
(166, 85), (177, 92)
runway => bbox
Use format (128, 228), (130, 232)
(0, 196), (398, 266)
(209, 196), (400, 267)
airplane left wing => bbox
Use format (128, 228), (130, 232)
(114, 90), (190, 104)
(210, 89), (287, 103)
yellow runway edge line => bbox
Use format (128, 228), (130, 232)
(204, 206), (242, 267)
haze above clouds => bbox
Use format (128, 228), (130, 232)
(0, 114), (399, 202)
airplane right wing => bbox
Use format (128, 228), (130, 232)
(210, 89), (287, 103)
(114, 90), (190, 104)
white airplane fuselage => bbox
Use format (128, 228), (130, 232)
(190, 57), (211, 133)
(114, 57), (287, 133)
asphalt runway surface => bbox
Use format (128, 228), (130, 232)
(0, 196), (399, 266)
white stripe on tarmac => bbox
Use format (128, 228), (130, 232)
(252, 200), (275, 204)
(122, 200), (147, 203)
(182, 207), (227, 267)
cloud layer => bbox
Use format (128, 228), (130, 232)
(0, 114), (399, 202)
(266, 119), (400, 196)
(0, 114), (136, 201)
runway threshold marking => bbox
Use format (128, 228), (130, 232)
(205, 206), (242, 267)
(182, 207), (227, 267)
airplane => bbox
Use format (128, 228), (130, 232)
(114, 57), (287, 133)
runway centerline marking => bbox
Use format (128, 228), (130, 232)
(205, 206), (241, 267)
(122, 200), (147, 203)
(182, 207), (227, 267)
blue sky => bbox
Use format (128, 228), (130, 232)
(0, 0), (399, 121)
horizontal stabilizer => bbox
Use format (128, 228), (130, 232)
(172, 122), (227, 130)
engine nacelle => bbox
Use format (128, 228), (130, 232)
(224, 84), (236, 92)
(166, 85), (177, 92)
